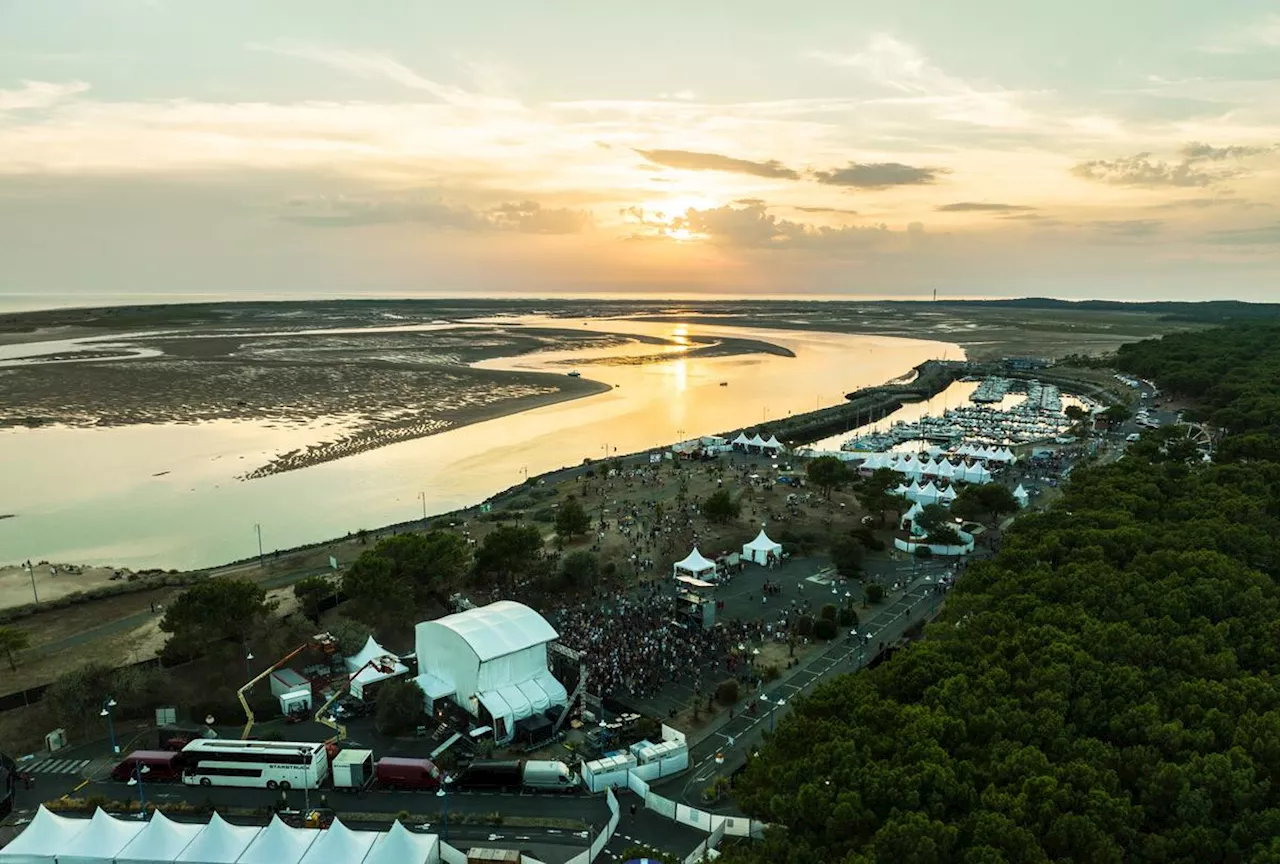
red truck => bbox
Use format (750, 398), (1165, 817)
(111, 750), (183, 783)
(374, 756), (443, 790)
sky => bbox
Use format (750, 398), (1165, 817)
(1, 0), (1279, 307)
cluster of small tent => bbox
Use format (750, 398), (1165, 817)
(860, 452), (996, 484)
(0, 808), (442, 864)
(730, 432), (784, 454)
(893, 480), (959, 507)
(954, 444), (1017, 463)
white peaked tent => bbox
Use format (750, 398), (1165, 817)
(742, 529), (783, 565)
(236, 815), (318, 864)
(362, 821), (441, 864)
(673, 547), (717, 581)
(0, 805), (88, 864)
(917, 482), (941, 505)
(763, 435), (783, 451)
(731, 432), (751, 449)
(1013, 484), (1030, 507)
(893, 483), (911, 498)
(961, 462), (992, 484)
(346, 635), (410, 699)
(747, 433), (767, 450)
(921, 458), (940, 476)
(996, 447), (1017, 463)
(297, 819), (378, 864)
(936, 459), (956, 480)
(56, 808), (148, 864)
(176, 812), (262, 863)
(940, 485), (959, 503)
(899, 458), (923, 479)
(956, 443), (976, 457)
(900, 501), (924, 530)
(117, 811), (205, 864)
(906, 480), (923, 501)
(862, 452), (887, 470)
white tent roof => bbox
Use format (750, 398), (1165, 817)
(236, 814), (319, 864)
(731, 432), (751, 446)
(117, 811), (204, 864)
(425, 601), (558, 662)
(893, 484), (910, 496)
(921, 458), (940, 475)
(744, 529), (781, 552)
(940, 486), (959, 501)
(362, 821), (440, 864)
(0, 805), (88, 862)
(176, 812), (263, 863)
(748, 434), (767, 447)
(56, 807), (148, 864)
(936, 461), (955, 479)
(297, 819), (378, 864)
(674, 547), (717, 574)
(414, 671), (456, 701)
(763, 435), (783, 449)
(907, 480), (922, 493)
(900, 460), (923, 477)
(963, 463), (992, 483)
(997, 447), (1016, 462)
(1013, 484), (1029, 500)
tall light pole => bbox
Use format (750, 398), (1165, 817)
(101, 697), (119, 754)
(244, 644), (254, 678)
(437, 780), (449, 841)
(254, 524), (264, 568)
(26, 562), (38, 604)
(418, 491), (427, 525)
(128, 763), (150, 816)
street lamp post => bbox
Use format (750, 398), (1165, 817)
(100, 697), (119, 754)
(127, 763), (150, 816)
(254, 523), (264, 568)
(244, 645), (254, 678)
(437, 781), (449, 841)
(418, 491), (427, 524)
(26, 562), (38, 604)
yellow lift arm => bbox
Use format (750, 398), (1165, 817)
(238, 632), (336, 740)
(313, 656), (397, 743)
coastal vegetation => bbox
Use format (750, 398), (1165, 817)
(723, 321), (1280, 864)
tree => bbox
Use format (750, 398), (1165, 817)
(159, 577), (275, 650)
(703, 488), (741, 524)
(375, 678), (425, 736)
(814, 618), (837, 640)
(830, 534), (865, 578)
(807, 456), (850, 499)
(555, 496), (590, 539)
(913, 503), (952, 536)
(292, 575), (335, 623)
(1064, 404), (1089, 424)
(857, 467), (909, 526)
(342, 531), (471, 626)
(474, 524), (547, 588)
(1101, 403), (1132, 426)
(0, 625), (29, 671)
(864, 583), (885, 604)
(327, 616), (371, 655)
(716, 679), (740, 705)
(952, 483), (1021, 525)
(559, 550), (600, 588)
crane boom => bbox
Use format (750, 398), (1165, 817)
(313, 655), (397, 743)
(238, 632), (337, 740)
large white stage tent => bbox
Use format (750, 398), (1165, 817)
(297, 819), (378, 864)
(345, 635), (410, 700)
(175, 812), (262, 863)
(116, 812), (205, 864)
(742, 529), (783, 565)
(673, 547), (717, 582)
(52, 807), (146, 864)
(415, 601), (568, 744)
(233, 815), (317, 864)
(362, 822), (440, 864)
(0, 805), (87, 864)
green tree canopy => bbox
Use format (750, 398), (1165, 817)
(856, 467), (911, 526)
(0, 625), (30, 671)
(830, 534), (865, 579)
(703, 488), (741, 524)
(473, 523), (547, 588)
(807, 455), (850, 499)
(559, 550), (600, 589)
(341, 531), (470, 626)
(292, 574), (335, 623)
(721, 321), (1280, 864)
(951, 483), (1021, 524)
(375, 678), (425, 736)
(554, 496), (590, 539)
(159, 576), (275, 650)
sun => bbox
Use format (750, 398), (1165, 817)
(669, 227), (693, 242)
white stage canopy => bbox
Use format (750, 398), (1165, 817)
(742, 529), (783, 565)
(297, 819), (378, 864)
(0, 805), (88, 864)
(55, 808), (147, 864)
(176, 812), (262, 863)
(117, 812), (205, 864)
(673, 547), (717, 580)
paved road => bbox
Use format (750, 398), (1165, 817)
(655, 573), (948, 808)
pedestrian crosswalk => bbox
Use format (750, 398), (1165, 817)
(22, 758), (91, 775)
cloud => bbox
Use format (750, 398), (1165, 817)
(1072, 151), (1239, 188)
(280, 194), (590, 233)
(791, 205), (859, 215)
(734, 198), (767, 206)
(935, 202), (1034, 212)
(246, 41), (518, 111)
(1180, 142), (1272, 162)
(635, 149), (801, 180)
(652, 202), (893, 250)
(0, 80), (90, 112)
(1085, 219), (1164, 237)
(1145, 196), (1259, 210)
(812, 162), (944, 189)
(1203, 221), (1280, 245)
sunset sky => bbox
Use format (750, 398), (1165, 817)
(2, 0), (1279, 305)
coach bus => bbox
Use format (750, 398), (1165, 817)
(180, 739), (329, 790)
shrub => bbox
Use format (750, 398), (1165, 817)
(838, 606), (859, 627)
(865, 583), (885, 603)
(795, 615), (815, 638)
(716, 679), (740, 705)
(814, 618), (838, 640)
(761, 664), (782, 682)
(820, 603), (838, 622)
(915, 545), (934, 558)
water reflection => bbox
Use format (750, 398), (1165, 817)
(1, 318), (956, 568)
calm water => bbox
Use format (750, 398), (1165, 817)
(0, 317), (955, 569)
